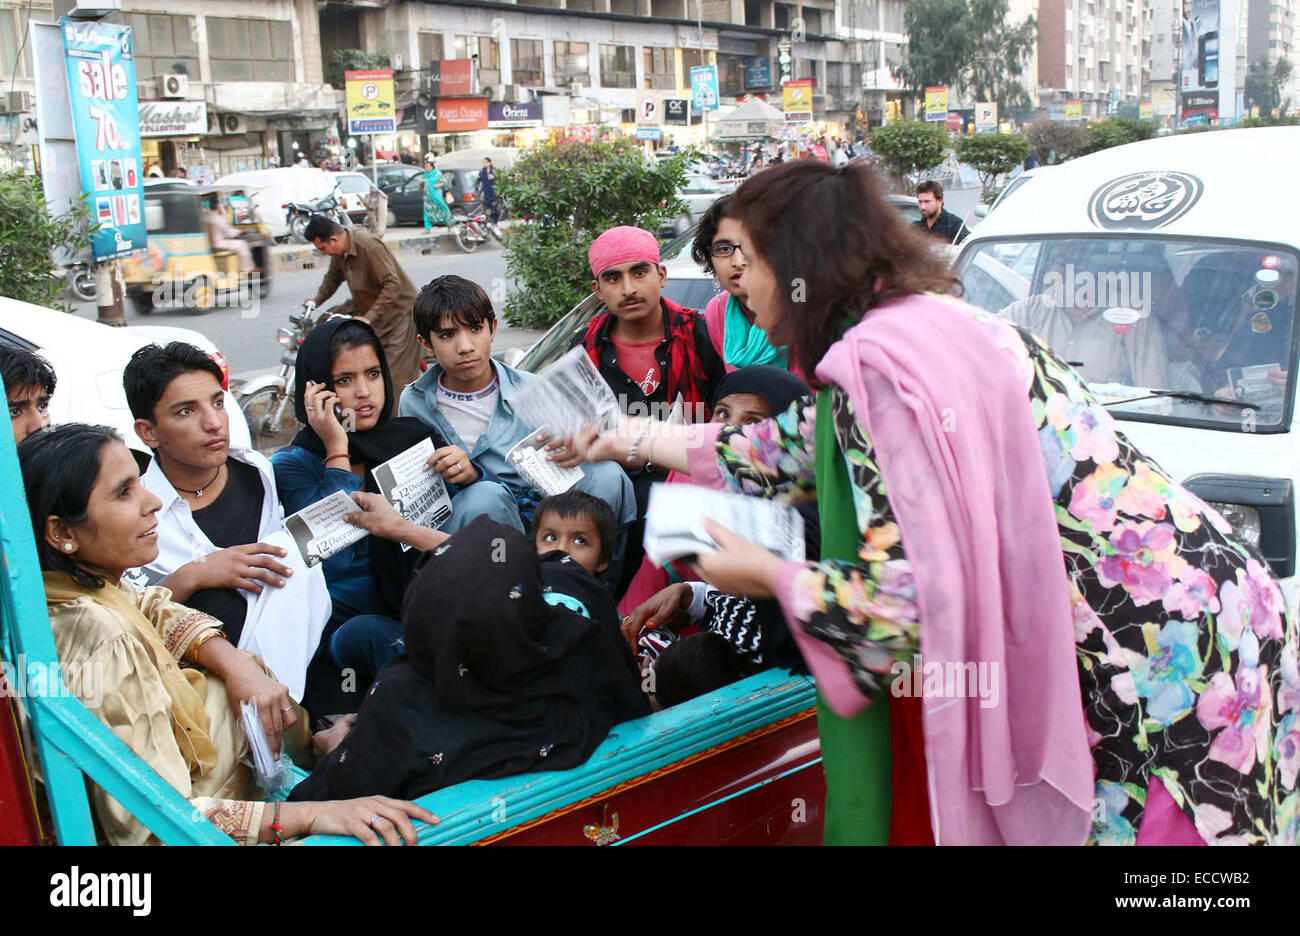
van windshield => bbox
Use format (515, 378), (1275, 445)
(957, 237), (1299, 430)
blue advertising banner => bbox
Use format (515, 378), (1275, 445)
(691, 65), (720, 112)
(61, 18), (146, 261)
(745, 57), (773, 89)
(634, 127), (663, 141)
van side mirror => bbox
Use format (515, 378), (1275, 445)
(974, 204), (989, 218)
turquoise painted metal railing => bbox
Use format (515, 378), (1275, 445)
(299, 669), (817, 845)
(0, 411), (230, 846)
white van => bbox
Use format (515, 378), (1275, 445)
(956, 126), (1300, 612)
(214, 167), (338, 241)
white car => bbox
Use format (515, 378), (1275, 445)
(0, 296), (251, 456)
(955, 126), (1300, 612)
(332, 171), (380, 226)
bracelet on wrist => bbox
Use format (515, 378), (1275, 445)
(270, 801), (285, 845)
(186, 627), (227, 664)
(324, 452), (350, 465)
(627, 421), (652, 465)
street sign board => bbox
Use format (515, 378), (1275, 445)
(61, 18), (146, 261)
(924, 85), (948, 122)
(346, 69), (397, 134)
(690, 65), (719, 112)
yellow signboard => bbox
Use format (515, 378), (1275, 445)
(783, 79), (813, 115)
(1139, 100), (1153, 119)
(345, 69), (397, 135)
(1064, 99), (1083, 121)
(885, 99), (901, 123)
(924, 85), (948, 122)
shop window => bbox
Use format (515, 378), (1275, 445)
(208, 17), (294, 83)
(643, 47), (675, 90)
(600, 44), (636, 88)
(419, 32), (444, 69)
(511, 39), (544, 86)
(555, 41), (591, 85)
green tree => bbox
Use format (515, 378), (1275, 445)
(0, 170), (93, 312)
(497, 137), (689, 330)
(327, 49), (392, 90)
(1076, 117), (1157, 155)
(956, 133), (1030, 198)
(896, 0), (1037, 113)
(1024, 120), (1090, 163)
(867, 119), (950, 191)
(1245, 56), (1294, 116)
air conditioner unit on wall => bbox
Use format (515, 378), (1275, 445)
(161, 74), (188, 99)
(220, 113), (244, 135)
(1, 91), (33, 115)
(483, 84), (508, 101)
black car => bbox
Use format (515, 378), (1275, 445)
(373, 164), (508, 227)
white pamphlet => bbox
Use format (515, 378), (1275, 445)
(371, 438), (454, 551)
(284, 490), (368, 567)
(642, 484), (806, 568)
(511, 345), (622, 436)
(506, 428), (583, 496)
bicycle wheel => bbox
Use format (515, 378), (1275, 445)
(239, 385), (299, 454)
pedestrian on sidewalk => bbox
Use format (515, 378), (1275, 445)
(303, 217), (422, 409)
(421, 155), (453, 232)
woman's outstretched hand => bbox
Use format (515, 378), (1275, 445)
(690, 519), (782, 601)
(281, 797), (438, 846)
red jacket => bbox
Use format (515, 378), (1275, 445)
(577, 296), (726, 422)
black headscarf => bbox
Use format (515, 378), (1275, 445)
(290, 317), (449, 614)
(289, 519), (649, 803)
(291, 316), (440, 464)
(711, 364), (812, 416)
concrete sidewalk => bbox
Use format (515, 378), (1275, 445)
(270, 225), (485, 273)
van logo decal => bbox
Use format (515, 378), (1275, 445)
(1087, 171), (1204, 231)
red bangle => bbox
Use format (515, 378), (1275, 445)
(270, 801), (285, 845)
(325, 452), (350, 464)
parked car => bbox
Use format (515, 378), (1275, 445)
(0, 296), (252, 455)
(331, 171), (380, 226)
(955, 126), (1300, 614)
(373, 163), (425, 226)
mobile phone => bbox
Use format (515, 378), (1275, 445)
(334, 403), (346, 422)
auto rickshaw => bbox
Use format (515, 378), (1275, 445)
(120, 183), (273, 315)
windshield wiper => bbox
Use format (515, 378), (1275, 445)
(1102, 389), (1259, 410)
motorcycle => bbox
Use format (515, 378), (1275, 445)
(237, 302), (347, 453)
(450, 211), (503, 254)
(54, 258), (96, 302)
(285, 189), (353, 244)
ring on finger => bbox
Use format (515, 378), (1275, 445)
(368, 813), (382, 828)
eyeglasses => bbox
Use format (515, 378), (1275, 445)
(710, 242), (745, 259)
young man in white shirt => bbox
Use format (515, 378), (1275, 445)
(123, 342), (331, 705)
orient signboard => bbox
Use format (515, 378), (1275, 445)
(487, 100), (542, 127)
(138, 99), (207, 136)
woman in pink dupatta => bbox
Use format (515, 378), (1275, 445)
(562, 160), (1300, 846)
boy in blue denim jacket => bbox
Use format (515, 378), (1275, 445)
(399, 275), (636, 584)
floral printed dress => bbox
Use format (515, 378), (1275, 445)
(708, 306), (1300, 845)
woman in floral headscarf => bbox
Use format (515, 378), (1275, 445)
(563, 159), (1300, 846)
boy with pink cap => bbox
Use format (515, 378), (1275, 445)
(574, 225), (726, 593)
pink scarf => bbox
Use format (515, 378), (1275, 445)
(812, 294), (1094, 845)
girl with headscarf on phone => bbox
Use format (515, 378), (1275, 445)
(272, 318), (520, 706)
